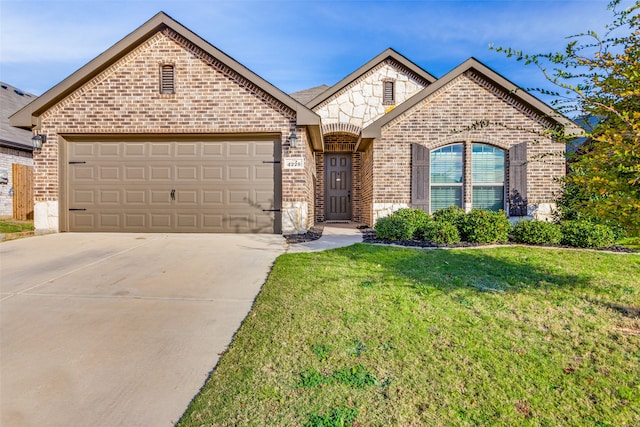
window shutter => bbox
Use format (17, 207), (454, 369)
(508, 142), (527, 216)
(160, 65), (175, 94)
(411, 143), (429, 212)
(383, 80), (395, 104)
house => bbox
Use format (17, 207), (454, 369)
(10, 12), (570, 234)
(1, 83), (35, 218)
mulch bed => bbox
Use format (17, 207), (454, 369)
(284, 225), (324, 244)
(359, 226), (637, 252)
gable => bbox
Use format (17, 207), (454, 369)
(313, 59), (430, 131)
(41, 29), (296, 131)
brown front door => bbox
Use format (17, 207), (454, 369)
(325, 154), (351, 221)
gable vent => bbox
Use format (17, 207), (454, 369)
(383, 80), (395, 105)
(160, 64), (175, 94)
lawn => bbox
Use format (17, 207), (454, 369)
(0, 219), (34, 234)
(178, 244), (640, 427)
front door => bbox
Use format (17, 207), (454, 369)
(325, 154), (351, 221)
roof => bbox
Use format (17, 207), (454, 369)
(1, 83), (35, 151)
(361, 57), (580, 142)
(305, 48), (437, 109)
(290, 85), (330, 104)
(9, 11), (322, 149)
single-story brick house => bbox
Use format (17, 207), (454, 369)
(11, 12), (571, 234)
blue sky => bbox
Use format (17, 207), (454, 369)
(0, 0), (627, 104)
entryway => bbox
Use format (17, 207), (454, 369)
(325, 153), (351, 221)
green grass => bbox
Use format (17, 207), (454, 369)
(0, 219), (34, 234)
(178, 244), (640, 427)
(618, 236), (640, 251)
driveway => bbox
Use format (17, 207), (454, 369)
(0, 233), (285, 427)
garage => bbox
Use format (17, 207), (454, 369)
(62, 136), (281, 233)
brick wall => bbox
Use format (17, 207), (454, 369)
(0, 148), (33, 216)
(376, 72), (564, 218)
(35, 29), (314, 232)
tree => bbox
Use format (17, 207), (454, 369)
(493, 0), (640, 235)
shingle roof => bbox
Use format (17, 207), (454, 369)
(290, 85), (330, 105)
(1, 82), (35, 151)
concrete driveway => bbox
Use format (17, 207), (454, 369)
(1, 232), (285, 427)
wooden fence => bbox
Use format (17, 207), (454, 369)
(12, 163), (34, 220)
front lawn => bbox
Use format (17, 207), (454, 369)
(0, 219), (34, 234)
(178, 245), (640, 426)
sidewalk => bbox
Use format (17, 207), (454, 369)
(286, 223), (363, 252)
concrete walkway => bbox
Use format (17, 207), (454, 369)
(286, 223), (363, 253)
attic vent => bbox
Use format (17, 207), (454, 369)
(160, 64), (175, 94)
(383, 80), (395, 105)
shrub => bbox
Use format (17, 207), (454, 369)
(511, 220), (562, 245)
(561, 220), (615, 248)
(432, 206), (466, 228)
(374, 215), (413, 240)
(459, 209), (511, 243)
(393, 208), (432, 239)
(421, 221), (461, 244)
(374, 208), (431, 240)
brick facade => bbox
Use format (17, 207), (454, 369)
(33, 29), (314, 232)
(371, 72), (564, 222)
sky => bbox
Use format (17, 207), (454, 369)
(0, 0), (631, 104)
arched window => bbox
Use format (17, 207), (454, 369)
(472, 143), (505, 211)
(430, 144), (463, 212)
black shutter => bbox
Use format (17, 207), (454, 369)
(508, 142), (528, 216)
(411, 143), (429, 212)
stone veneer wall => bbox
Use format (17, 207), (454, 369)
(314, 59), (429, 130)
(34, 29), (312, 233)
(0, 147), (33, 217)
(373, 72), (564, 221)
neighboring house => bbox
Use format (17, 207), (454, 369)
(1, 82), (35, 217)
(10, 12), (571, 234)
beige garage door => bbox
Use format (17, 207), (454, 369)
(65, 136), (281, 233)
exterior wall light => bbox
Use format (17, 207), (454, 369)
(32, 134), (46, 149)
(289, 132), (297, 148)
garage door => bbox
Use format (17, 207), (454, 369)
(65, 136), (281, 233)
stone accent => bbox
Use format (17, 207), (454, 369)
(282, 201), (308, 233)
(375, 73), (564, 216)
(373, 202), (410, 223)
(34, 200), (58, 231)
(314, 59), (429, 130)
(33, 30), (313, 234)
(0, 147), (33, 216)
(527, 202), (556, 222)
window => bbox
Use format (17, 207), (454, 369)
(430, 144), (463, 212)
(383, 80), (395, 105)
(160, 64), (175, 94)
(472, 143), (505, 211)
(426, 143), (505, 213)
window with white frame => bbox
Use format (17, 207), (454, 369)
(430, 144), (463, 212)
(472, 143), (505, 211)
(428, 143), (505, 213)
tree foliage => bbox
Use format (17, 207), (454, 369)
(493, 0), (640, 235)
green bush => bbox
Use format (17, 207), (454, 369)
(511, 220), (562, 245)
(561, 220), (615, 248)
(374, 208), (431, 240)
(459, 209), (511, 243)
(432, 206), (466, 228)
(393, 208), (432, 239)
(374, 215), (413, 240)
(421, 221), (461, 244)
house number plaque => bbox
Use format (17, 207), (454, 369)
(284, 157), (304, 169)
